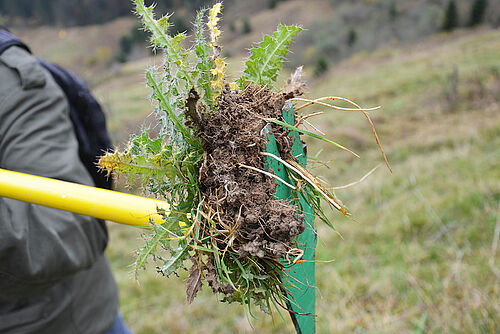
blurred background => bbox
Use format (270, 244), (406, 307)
(2, 0), (499, 332)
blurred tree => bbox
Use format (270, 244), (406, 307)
(114, 24), (149, 63)
(269, 0), (278, 9)
(347, 28), (357, 47)
(0, 0), (33, 18)
(314, 55), (329, 77)
(442, 0), (458, 32)
(114, 51), (127, 63)
(32, 0), (55, 23)
(469, 0), (488, 26)
(129, 25), (148, 44)
(115, 35), (132, 63)
(389, 2), (398, 21)
(119, 35), (133, 56)
(267, 0), (289, 10)
(0, 0), (211, 27)
(242, 17), (252, 34)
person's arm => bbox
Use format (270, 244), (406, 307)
(0, 46), (108, 298)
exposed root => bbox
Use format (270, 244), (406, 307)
(189, 85), (306, 296)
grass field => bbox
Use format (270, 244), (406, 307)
(94, 26), (500, 333)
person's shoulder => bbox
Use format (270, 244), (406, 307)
(0, 46), (47, 99)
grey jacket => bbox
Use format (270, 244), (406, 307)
(0, 46), (119, 333)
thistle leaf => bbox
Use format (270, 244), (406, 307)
(239, 24), (302, 88)
(157, 244), (189, 277)
(194, 8), (215, 108)
(135, 0), (171, 49)
(135, 0), (193, 86)
(135, 235), (159, 273)
(99, 146), (176, 181)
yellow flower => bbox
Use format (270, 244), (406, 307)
(178, 221), (189, 235)
(207, 3), (222, 47)
(210, 57), (226, 96)
(228, 82), (238, 91)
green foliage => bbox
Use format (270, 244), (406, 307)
(442, 0), (459, 32)
(469, 0), (488, 26)
(101, 1), (303, 312)
(101, 0), (220, 281)
(193, 9), (215, 109)
(239, 24), (302, 87)
(0, 0), (131, 26)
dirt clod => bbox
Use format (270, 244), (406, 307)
(194, 85), (305, 283)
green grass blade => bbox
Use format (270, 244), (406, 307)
(264, 118), (359, 157)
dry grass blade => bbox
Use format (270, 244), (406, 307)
(291, 96), (392, 173)
(331, 165), (380, 190)
(294, 111), (324, 127)
(304, 119), (326, 136)
(292, 97), (380, 112)
(261, 152), (348, 215)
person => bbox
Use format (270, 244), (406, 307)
(0, 28), (131, 333)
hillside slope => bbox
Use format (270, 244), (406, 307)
(12, 17), (137, 76)
(101, 27), (500, 333)
(11, 0), (500, 82)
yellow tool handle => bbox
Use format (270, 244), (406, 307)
(0, 168), (169, 227)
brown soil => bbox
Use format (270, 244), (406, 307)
(194, 84), (304, 266)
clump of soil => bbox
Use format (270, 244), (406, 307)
(196, 84), (305, 264)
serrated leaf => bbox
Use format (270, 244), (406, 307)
(239, 24), (302, 88)
(135, 0), (193, 87)
(194, 8), (215, 108)
(135, 235), (158, 273)
(157, 244), (189, 277)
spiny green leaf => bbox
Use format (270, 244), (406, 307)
(194, 8), (215, 109)
(135, 0), (193, 86)
(145, 69), (202, 150)
(157, 244), (189, 276)
(239, 24), (302, 88)
(135, 234), (159, 273)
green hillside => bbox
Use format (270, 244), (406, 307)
(99, 26), (500, 333)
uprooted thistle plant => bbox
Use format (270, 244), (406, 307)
(99, 0), (390, 316)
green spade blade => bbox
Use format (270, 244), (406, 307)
(263, 102), (316, 334)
